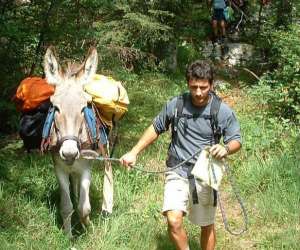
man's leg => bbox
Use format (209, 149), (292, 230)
(212, 19), (218, 42)
(166, 210), (189, 250)
(201, 224), (216, 250)
(220, 20), (226, 38)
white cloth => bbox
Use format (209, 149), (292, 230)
(191, 148), (224, 190)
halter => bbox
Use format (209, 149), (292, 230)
(57, 135), (81, 149)
(40, 104), (98, 153)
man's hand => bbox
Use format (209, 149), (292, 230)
(209, 144), (229, 160)
(120, 151), (137, 170)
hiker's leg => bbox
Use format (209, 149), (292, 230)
(166, 210), (189, 250)
(212, 19), (218, 40)
(220, 20), (226, 37)
(201, 224), (216, 250)
(188, 181), (217, 250)
(163, 172), (190, 250)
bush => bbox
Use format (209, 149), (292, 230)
(253, 24), (300, 123)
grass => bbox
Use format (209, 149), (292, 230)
(0, 70), (299, 249)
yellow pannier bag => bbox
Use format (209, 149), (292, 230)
(84, 74), (129, 127)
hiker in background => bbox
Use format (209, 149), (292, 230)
(120, 60), (242, 250)
(208, 0), (228, 45)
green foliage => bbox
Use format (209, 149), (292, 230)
(253, 24), (300, 123)
(0, 101), (19, 135)
(177, 42), (200, 73)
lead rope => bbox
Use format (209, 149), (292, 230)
(209, 155), (248, 235)
(80, 148), (202, 174)
(81, 149), (248, 235)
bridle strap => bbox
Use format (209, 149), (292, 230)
(57, 135), (81, 149)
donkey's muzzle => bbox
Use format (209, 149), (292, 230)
(59, 137), (81, 164)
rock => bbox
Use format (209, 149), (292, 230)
(201, 41), (214, 58)
(214, 79), (231, 91)
(201, 42), (255, 66)
(226, 43), (255, 66)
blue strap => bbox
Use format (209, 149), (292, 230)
(42, 106), (56, 139)
(83, 106), (97, 145)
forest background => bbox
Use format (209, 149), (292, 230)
(0, 0), (299, 249)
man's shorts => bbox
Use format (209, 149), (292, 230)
(212, 8), (225, 21)
(162, 171), (217, 226)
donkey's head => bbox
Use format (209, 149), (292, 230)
(44, 46), (98, 164)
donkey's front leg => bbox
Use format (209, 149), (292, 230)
(55, 167), (74, 238)
(78, 169), (91, 226)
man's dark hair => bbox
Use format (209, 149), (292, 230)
(186, 60), (214, 84)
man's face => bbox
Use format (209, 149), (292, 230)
(188, 79), (212, 107)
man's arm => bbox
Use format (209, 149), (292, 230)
(120, 124), (159, 167)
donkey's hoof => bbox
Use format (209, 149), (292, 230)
(64, 230), (73, 239)
(101, 210), (112, 219)
(80, 215), (90, 226)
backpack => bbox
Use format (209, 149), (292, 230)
(224, 6), (234, 22)
(172, 91), (222, 144)
(13, 77), (54, 151)
(19, 101), (52, 152)
(84, 74), (129, 128)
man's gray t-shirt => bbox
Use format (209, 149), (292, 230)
(152, 92), (241, 178)
(213, 0), (226, 9)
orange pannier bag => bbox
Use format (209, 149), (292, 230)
(13, 77), (55, 112)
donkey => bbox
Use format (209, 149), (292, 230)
(44, 46), (113, 237)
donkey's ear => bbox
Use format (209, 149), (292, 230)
(44, 46), (62, 85)
(79, 47), (98, 85)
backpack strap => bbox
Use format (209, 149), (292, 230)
(40, 105), (56, 153)
(172, 93), (188, 144)
(83, 105), (98, 150)
(209, 91), (222, 207)
(209, 91), (222, 144)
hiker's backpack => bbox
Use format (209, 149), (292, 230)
(172, 91), (222, 145)
(84, 74), (129, 128)
(13, 77), (54, 151)
(224, 6), (234, 22)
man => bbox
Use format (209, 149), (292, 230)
(209, 0), (228, 45)
(120, 60), (242, 250)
